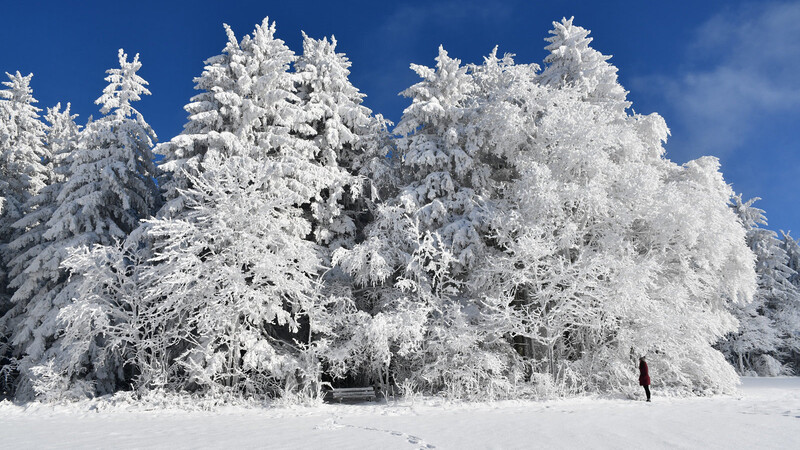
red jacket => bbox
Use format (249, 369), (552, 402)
(639, 360), (650, 386)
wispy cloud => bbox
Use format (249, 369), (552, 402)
(377, 1), (514, 45)
(634, 1), (800, 160)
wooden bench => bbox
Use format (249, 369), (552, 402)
(325, 386), (377, 403)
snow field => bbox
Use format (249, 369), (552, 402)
(1, 377), (798, 449)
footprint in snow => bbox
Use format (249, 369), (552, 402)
(314, 418), (344, 430)
(407, 434), (436, 448)
(334, 420), (436, 449)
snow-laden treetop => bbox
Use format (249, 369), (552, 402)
(96, 49), (151, 120)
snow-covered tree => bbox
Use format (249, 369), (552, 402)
(154, 23), (245, 203)
(131, 19), (384, 399)
(1, 103), (79, 386)
(156, 18), (304, 216)
(477, 19), (754, 395)
(6, 104), (79, 312)
(293, 32), (390, 250)
(138, 156), (329, 398)
(0, 72), (49, 314)
(0, 73), (50, 394)
(47, 49), (159, 249)
(146, 18), (313, 397)
(392, 46), (490, 272)
(3, 50), (158, 399)
(716, 196), (797, 375)
(157, 21), (388, 244)
(785, 233), (800, 286)
(333, 47), (525, 399)
(539, 17), (630, 117)
(42, 104), (80, 180)
(0, 72), (49, 238)
(57, 235), (180, 395)
(643, 159), (755, 392)
(780, 231), (800, 370)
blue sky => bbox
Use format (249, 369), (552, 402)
(2, 0), (798, 234)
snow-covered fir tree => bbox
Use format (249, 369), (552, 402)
(717, 196), (799, 375)
(333, 47), (525, 399)
(0, 73), (50, 394)
(0, 72), (50, 240)
(1, 103), (79, 386)
(721, 198), (775, 372)
(293, 31), (389, 250)
(156, 18), (305, 216)
(538, 17), (630, 117)
(780, 231), (800, 370)
(6, 104), (79, 312)
(123, 19), (387, 399)
(0, 72), (49, 314)
(2, 50), (159, 399)
(784, 232), (800, 287)
(56, 48), (159, 242)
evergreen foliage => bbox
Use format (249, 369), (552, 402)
(539, 17), (630, 116)
(0, 50), (159, 399)
(0, 72), (49, 316)
(780, 232), (800, 371)
(0, 74), (50, 395)
(91, 19), (391, 399)
(717, 196), (800, 375)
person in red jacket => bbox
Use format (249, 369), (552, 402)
(639, 356), (651, 402)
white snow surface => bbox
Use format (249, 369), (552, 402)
(1, 377), (799, 449)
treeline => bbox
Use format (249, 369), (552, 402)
(0, 17), (797, 402)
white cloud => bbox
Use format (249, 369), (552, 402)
(636, 1), (800, 159)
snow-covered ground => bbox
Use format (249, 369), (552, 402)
(1, 377), (799, 449)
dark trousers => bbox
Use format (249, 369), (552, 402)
(643, 385), (650, 400)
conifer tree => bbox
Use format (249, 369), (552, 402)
(783, 232), (800, 287)
(0, 72), (49, 237)
(293, 32), (389, 250)
(0, 73), (50, 393)
(131, 19), (376, 399)
(3, 50), (158, 399)
(155, 23), (246, 204)
(717, 196), (792, 375)
(0, 72), (49, 313)
(143, 18), (314, 396)
(2, 105), (80, 396)
(2, 103), (79, 358)
(334, 47), (523, 399)
(539, 17), (630, 116)
(157, 18), (302, 216)
(780, 231), (800, 370)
